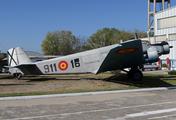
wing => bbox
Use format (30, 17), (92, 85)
(96, 39), (145, 74)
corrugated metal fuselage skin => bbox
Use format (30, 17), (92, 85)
(35, 44), (118, 75)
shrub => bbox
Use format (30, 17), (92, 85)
(168, 71), (176, 75)
(162, 63), (167, 67)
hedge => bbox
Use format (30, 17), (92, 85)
(168, 71), (176, 75)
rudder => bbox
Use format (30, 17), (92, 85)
(7, 47), (33, 67)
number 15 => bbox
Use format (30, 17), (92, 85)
(71, 58), (80, 68)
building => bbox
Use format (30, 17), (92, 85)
(148, 0), (176, 69)
(148, 0), (171, 30)
(154, 5), (176, 69)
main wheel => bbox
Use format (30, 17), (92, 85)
(131, 70), (143, 81)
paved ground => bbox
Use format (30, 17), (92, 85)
(121, 69), (169, 75)
(143, 69), (169, 75)
(0, 69), (175, 120)
(1, 88), (176, 120)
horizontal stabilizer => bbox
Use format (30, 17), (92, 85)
(6, 64), (42, 75)
(5, 64), (36, 68)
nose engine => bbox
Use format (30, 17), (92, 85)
(161, 41), (171, 54)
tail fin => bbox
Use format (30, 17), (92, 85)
(7, 47), (42, 76)
(7, 47), (33, 66)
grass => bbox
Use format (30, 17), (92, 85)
(0, 72), (176, 97)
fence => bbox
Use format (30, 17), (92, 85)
(159, 59), (176, 70)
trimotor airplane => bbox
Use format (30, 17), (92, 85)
(6, 39), (171, 81)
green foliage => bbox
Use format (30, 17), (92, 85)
(87, 28), (148, 49)
(74, 36), (91, 52)
(162, 63), (167, 67)
(87, 28), (120, 49)
(168, 71), (176, 75)
(41, 28), (148, 55)
(41, 30), (79, 55)
(133, 28), (148, 38)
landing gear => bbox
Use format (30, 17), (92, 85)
(17, 73), (22, 80)
(13, 73), (23, 80)
(127, 68), (143, 81)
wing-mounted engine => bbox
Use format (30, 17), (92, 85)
(143, 41), (171, 63)
(144, 46), (159, 63)
(147, 47), (158, 58)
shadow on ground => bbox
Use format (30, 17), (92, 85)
(1, 73), (176, 88)
(23, 75), (98, 82)
(0, 84), (34, 86)
(25, 73), (176, 88)
(104, 73), (176, 88)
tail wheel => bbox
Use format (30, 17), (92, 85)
(17, 73), (23, 80)
(13, 73), (23, 80)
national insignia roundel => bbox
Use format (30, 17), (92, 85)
(115, 48), (138, 54)
(58, 61), (68, 71)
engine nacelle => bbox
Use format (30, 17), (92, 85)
(143, 47), (159, 63)
(147, 47), (158, 59)
(145, 57), (159, 63)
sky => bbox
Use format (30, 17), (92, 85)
(1, 0), (176, 54)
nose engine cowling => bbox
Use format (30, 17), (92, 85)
(162, 42), (170, 54)
(151, 41), (170, 55)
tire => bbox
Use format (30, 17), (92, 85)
(131, 70), (143, 81)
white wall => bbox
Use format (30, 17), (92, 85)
(154, 6), (176, 36)
(154, 6), (176, 60)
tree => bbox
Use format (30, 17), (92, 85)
(87, 28), (148, 49)
(41, 28), (148, 55)
(74, 36), (90, 52)
(41, 30), (78, 55)
(133, 28), (148, 38)
(87, 28), (120, 49)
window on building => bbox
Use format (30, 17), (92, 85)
(157, 16), (176, 29)
(156, 34), (176, 42)
(170, 34), (176, 41)
(156, 35), (166, 42)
